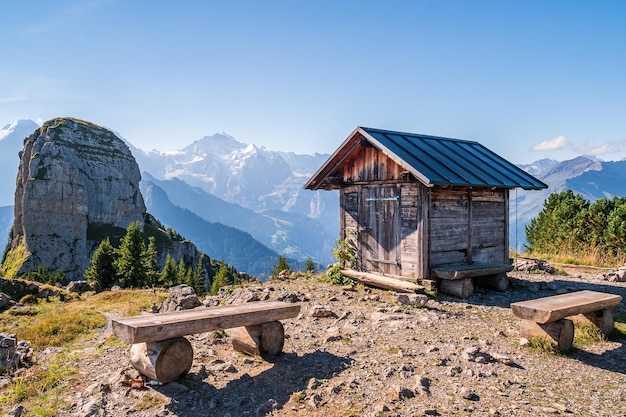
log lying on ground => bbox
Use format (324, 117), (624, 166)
(341, 269), (423, 293)
(230, 321), (285, 359)
(520, 319), (574, 351)
(440, 278), (474, 298)
(130, 337), (193, 383)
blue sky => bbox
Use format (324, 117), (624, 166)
(1, 0), (625, 163)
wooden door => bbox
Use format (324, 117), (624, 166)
(359, 185), (401, 275)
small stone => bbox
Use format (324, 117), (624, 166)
(519, 338), (530, 346)
(459, 387), (479, 401)
(307, 378), (321, 390)
(551, 402), (569, 411)
(307, 393), (322, 408)
(398, 386), (415, 400)
(311, 305), (335, 318)
(395, 293), (429, 307)
(6, 405), (25, 417)
(491, 352), (514, 366)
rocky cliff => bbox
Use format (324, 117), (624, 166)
(5, 118), (153, 280)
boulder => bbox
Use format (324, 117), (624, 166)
(66, 280), (93, 294)
(159, 285), (201, 312)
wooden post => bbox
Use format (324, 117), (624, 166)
(440, 278), (474, 298)
(474, 273), (509, 292)
(130, 337), (194, 383)
(231, 321), (285, 359)
(520, 319), (574, 351)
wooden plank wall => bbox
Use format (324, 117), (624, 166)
(471, 189), (507, 264)
(429, 187), (508, 269)
(343, 145), (404, 183)
(400, 182), (427, 278)
(429, 188), (470, 267)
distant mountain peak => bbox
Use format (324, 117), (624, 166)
(0, 119), (39, 141)
(184, 132), (246, 156)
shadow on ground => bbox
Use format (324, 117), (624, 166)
(157, 350), (352, 416)
(452, 273), (626, 375)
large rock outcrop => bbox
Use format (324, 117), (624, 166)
(7, 118), (147, 280)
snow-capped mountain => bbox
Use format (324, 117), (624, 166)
(128, 134), (339, 263)
(0, 119), (40, 206)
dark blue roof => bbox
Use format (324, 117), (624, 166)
(305, 127), (547, 190)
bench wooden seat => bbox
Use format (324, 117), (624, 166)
(112, 301), (301, 343)
(510, 290), (622, 351)
(432, 263), (514, 298)
(112, 301), (301, 383)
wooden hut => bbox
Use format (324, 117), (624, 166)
(304, 127), (547, 297)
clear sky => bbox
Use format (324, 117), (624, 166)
(2, 0), (625, 163)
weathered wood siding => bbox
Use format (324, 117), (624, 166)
(429, 187), (508, 269)
(342, 144), (404, 183)
(430, 188), (470, 268)
(400, 182), (428, 278)
(471, 189), (508, 264)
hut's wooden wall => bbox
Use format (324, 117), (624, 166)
(399, 182), (428, 278)
(342, 144), (404, 183)
(470, 188), (508, 264)
(429, 187), (508, 269)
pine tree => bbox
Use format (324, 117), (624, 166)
(305, 257), (315, 273)
(177, 259), (188, 286)
(272, 255), (291, 277)
(144, 236), (160, 288)
(210, 262), (230, 295)
(192, 255), (207, 295)
(85, 238), (116, 290)
(160, 254), (178, 288)
(115, 221), (147, 288)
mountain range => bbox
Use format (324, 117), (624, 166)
(2, 119), (625, 275)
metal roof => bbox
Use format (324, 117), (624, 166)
(305, 127), (548, 190)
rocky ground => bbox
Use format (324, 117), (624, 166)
(19, 268), (626, 417)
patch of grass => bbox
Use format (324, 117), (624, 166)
(290, 391), (307, 403)
(0, 350), (78, 416)
(523, 336), (558, 354)
(85, 289), (167, 317)
(611, 323), (626, 342)
(573, 324), (606, 348)
(13, 300), (107, 350)
(133, 393), (167, 411)
(0, 237), (30, 278)
(341, 336), (353, 344)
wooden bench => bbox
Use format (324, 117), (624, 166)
(112, 301), (301, 383)
(432, 263), (514, 298)
(510, 290), (622, 351)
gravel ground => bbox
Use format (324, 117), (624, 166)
(56, 269), (626, 417)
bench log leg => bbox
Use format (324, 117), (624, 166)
(440, 278), (474, 298)
(520, 319), (574, 351)
(569, 308), (615, 336)
(231, 321), (285, 359)
(130, 337), (193, 383)
(474, 273), (509, 292)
